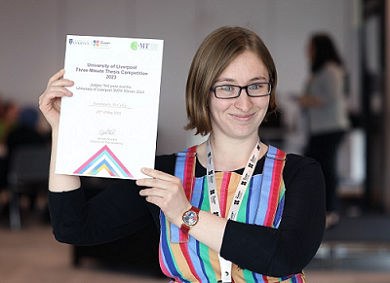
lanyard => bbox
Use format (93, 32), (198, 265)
(206, 139), (261, 283)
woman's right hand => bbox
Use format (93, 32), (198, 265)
(39, 69), (82, 192)
(38, 69), (74, 129)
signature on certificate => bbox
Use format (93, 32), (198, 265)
(99, 129), (116, 136)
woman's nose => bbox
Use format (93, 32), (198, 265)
(234, 89), (253, 111)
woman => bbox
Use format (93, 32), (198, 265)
(300, 33), (350, 229)
(39, 26), (325, 282)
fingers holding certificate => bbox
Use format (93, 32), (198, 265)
(55, 35), (164, 179)
(39, 69), (74, 129)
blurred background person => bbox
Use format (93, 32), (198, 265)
(299, 33), (350, 229)
(6, 106), (49, 213)
(0, 96), (6, 206)
(0, 100), (20, 207)
(6, 106), (48, 153)
(0, 104), (49, 220)
(0, 100), (20, 146)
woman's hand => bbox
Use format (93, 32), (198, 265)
(136, 168), (191, 227)
(38, 70), (81, 192)
(137, 167), (226, 253)
(38, 69), (74, 129)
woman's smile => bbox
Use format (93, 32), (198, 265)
(230, 112), (256, 122)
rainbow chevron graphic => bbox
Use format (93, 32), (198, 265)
(74, 145), (133, 178)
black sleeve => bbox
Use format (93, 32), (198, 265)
(48, 154), (176, 246)
(49, 180), (154, 246)
(220, 154), (326, 277)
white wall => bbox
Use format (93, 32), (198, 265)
(0, 0), (360, 154)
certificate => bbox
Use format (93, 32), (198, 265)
(56, 35), (164, 179)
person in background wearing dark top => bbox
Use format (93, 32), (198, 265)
(6, 106), (47, 149)
(6, 106), (48, 212)
(0, 100), (20, 146)
(0, 97), (6, 207)
(299, 33), (350, 229)
(39, 26), (325, 282)
(0, 100), (20, 205)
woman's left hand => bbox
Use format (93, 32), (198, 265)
(136, 168), (191, 227)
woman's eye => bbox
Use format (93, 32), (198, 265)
(220, 86), (234, 91)
(249, 84), (263, 90)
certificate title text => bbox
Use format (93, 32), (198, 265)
(75, 63), (148, 80)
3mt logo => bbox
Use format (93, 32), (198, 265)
(131, 41), (158, 51)
(131, 41), (138, 50)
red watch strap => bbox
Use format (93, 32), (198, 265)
(180, 223), (190, 233)
(190, 206), (200, 214)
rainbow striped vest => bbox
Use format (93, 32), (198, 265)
(159, 146), (306, 283)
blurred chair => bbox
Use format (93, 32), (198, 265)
(7, 144), (51, 230)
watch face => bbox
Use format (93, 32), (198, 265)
(183, 211), (199, 226)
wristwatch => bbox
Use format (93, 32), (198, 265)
(180, 206), (200, 233)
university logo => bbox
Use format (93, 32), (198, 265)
(68, 38), (90, 46)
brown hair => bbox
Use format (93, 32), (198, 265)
(185, 26), (278, 136)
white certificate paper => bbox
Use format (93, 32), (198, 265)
(56, 35), (164, 179)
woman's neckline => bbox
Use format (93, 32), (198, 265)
(195, 141), (269, 172)
(195, 147), (268, 174)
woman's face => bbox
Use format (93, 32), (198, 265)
(208, 50), (270, 141)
